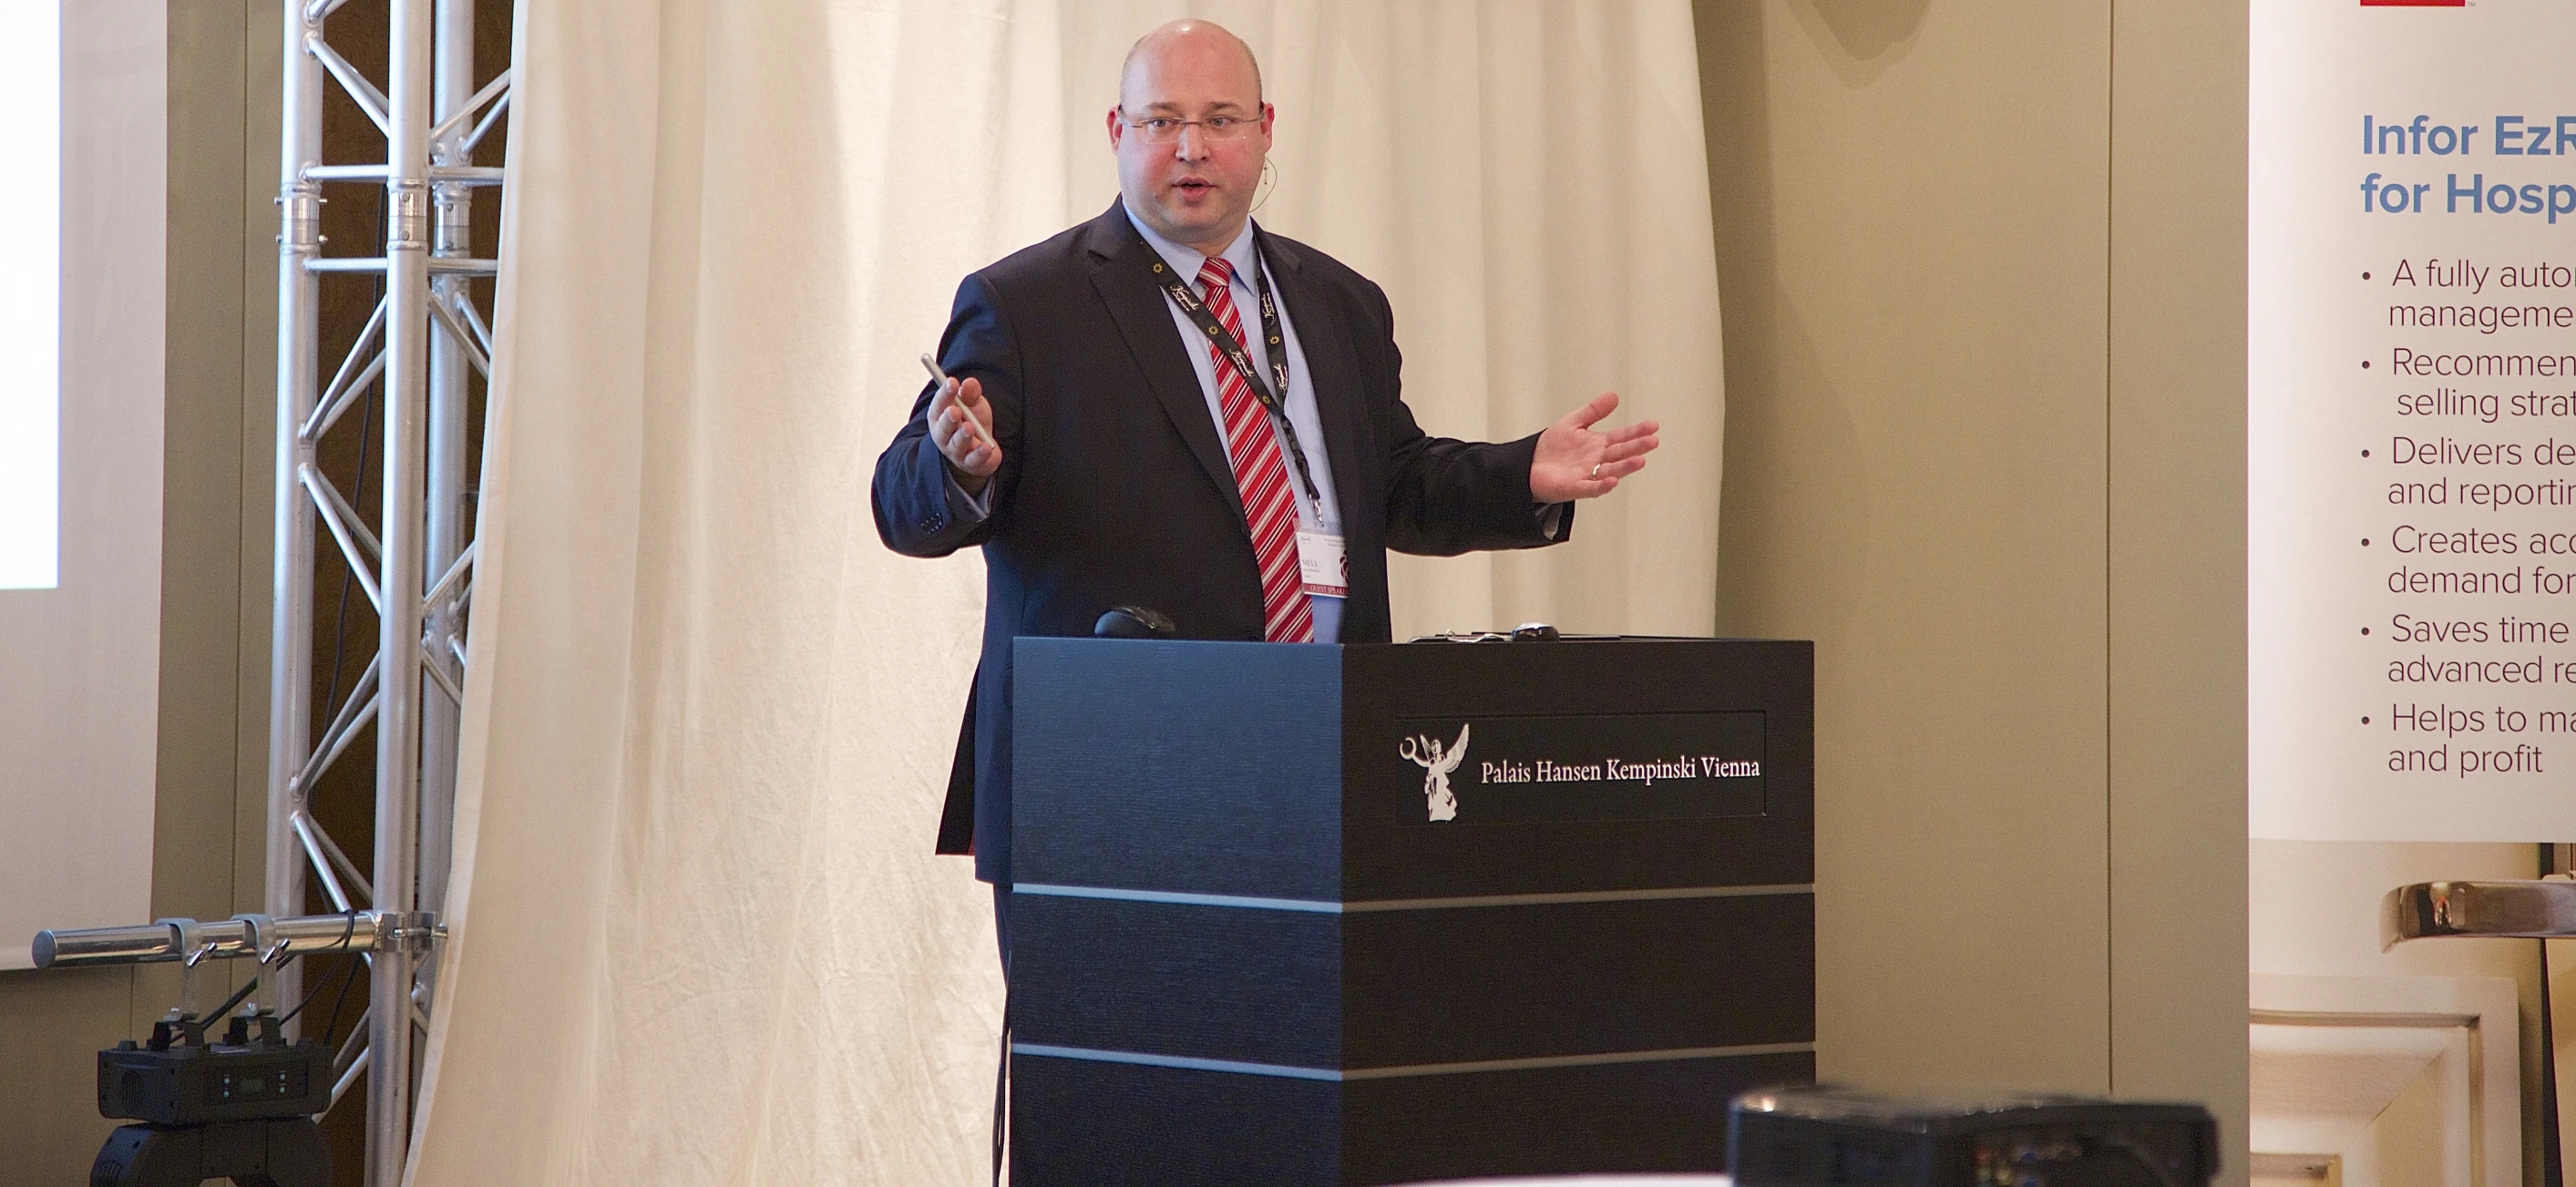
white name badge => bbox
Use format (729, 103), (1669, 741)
(1297, 530), (1349, 598)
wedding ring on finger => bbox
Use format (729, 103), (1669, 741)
(1589, 463), (1600, 478)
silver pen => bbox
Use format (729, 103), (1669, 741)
(920, 353), (1000, 455)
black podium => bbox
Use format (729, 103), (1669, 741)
(1008, 637), (1815, 1185)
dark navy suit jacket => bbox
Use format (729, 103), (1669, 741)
(872, 200), (1567, 885)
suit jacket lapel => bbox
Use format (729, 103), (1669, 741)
(1256, 227), (1371, 539)
(1083, 202), (1246, 527)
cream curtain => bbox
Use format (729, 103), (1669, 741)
(407, 3), (1720, 1183)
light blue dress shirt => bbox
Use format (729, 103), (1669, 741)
(1124, 203), (1346, 643)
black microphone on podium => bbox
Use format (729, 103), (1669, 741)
(1093, 605), (1177, 639)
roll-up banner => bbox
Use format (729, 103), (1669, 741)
(2253, 0), (2576, 840)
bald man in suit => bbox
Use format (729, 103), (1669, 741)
(872, 20), (1660, 947)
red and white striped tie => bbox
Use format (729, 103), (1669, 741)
(1197, 257), (1313, 643)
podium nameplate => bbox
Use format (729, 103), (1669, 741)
(1387, 710), (1766, 825)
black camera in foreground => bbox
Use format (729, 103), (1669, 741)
(1731, 1084), (2221, 1187)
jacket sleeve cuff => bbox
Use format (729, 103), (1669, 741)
(1535, 501), (1573, 542)
(944, 462), (994, 522)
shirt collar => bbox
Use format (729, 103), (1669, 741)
(1122, 200), (1259, 292)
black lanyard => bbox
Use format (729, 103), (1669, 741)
(1141, 237), (1324, 507)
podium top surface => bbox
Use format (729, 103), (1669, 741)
(1012, 637), (1813, 903)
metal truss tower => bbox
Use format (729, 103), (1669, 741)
(271, 0), (508, 1181)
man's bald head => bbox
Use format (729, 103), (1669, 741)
(1119, 19), (1263, 109)
(1108, 19), (1274, 253)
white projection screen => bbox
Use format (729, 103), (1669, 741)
(0, 2), (167, 969)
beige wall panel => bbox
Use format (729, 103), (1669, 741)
(233, 0), (282, 925)
(1699, 0), (2115, 1093)
(0, 967), (133, 1178)
(159, 0), (251, 932)
(2107, 0), (2250, 1181)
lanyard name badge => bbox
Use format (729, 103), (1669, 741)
(1143, 235), (1345, 599)
(1295, 529), (1348, 599)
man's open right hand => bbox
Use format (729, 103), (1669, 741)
(930, 374), (1001, 494)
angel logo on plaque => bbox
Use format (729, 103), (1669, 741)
(1401, 724), (1470, 823)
